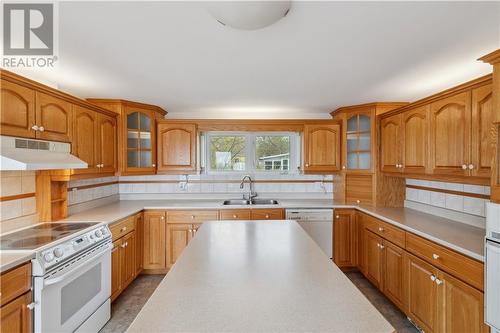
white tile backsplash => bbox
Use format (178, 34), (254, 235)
(406, 179), (489, 217)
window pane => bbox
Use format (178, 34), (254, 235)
(140, 113), (151, 132)
(347, 152), (357, 169)
(127, 112), (139, 130)
(359, 152), (371, 169)
(209, 136), (246, 171)
(358, 133), (371, 151)
(127, 150), (139, 167)
(359, 115), (370, 132)
(347, 115), (357, 132)
(255, 136), (290, 171)
(140, 151), (152, 167)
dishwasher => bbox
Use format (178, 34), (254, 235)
(285, 209), (334, 258)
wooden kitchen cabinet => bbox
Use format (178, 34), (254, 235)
(121, 231), (137, 288)
(98, 113), (117, 174)
(135, 212), (144, 275)
(0, 79), (35, 138)
(401, 105), (429, 175)
(406, 254), (439, 333)
(303, 123), (341, 173)
(73, 106), (99, 174)
(111, 239), (122, 301)
(429, 91), (471, 176)
(333, 209), (356, 267)
(123, 107), (156, 174)
(250, 209), (284, 220)
(35, 91), (73, 142)
(157, 122), (197, 173)
(380, 114), (402, 173)
(219, 209), (252, 220)
(439, 271), (488, 333)
(0, 291), (32, 333)
(364, 230), (384, 289)
(166, 223), (193, 269)
(471, 84), (494, 178)
(143, 211), (167, 271)
(382, 240), (406, 311)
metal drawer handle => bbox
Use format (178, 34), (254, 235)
(432, 253), (440, 260)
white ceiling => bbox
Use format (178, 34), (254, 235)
(8, 1), (500, 119)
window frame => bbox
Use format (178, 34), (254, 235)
(202, 131), (300, 174)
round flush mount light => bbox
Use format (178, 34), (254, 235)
(204, 1), (291, 30)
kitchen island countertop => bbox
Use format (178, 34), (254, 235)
(127, 220), (394, 333)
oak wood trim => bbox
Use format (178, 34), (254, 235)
(406, 184), (490, 199)
(379, 75), (492, 119)
(0, 69), (118, 118)
(382, 171), (490, 186)
(86, 98), (167, 116)
(0, 192), (35, 202)
(330, 102), (409, 116)
(479, 49), (500, 65)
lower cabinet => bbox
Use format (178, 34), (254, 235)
(135, 212), (144, 275)
(111, 230), (137, 302)
(333, 209), (357, 268)
(382, 240), (406, 311)
(166, 223), (200, 269)
(143, 211), (167, 271)
(364, 230), (384, 289)
(0, 291), (32, 333)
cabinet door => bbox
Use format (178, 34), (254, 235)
(303, 124), (341, 173)
(157, 123), (197, 173)
(143, 211), (166, 270)
(402, 105), (429, 174)
(429, 92), (471, 176)
(406, 254), (439, 333)
(35, 92), (73, 142)
(439, 271), (488, 333)
(219, 209), (251, 220)
(166, 223), (192, 269)
(382, 240), (406, 311)
(121, 231), (136, 289)
(250, 209), (284, 220)
(471, 84), (494, 178)
(123, 108), (156, 174)
(1, 80), (35, 138)
(334, 209), (356, 267)
(98, 113), (117, 173)
(73, 106), (99, 174)
(135, 213), (144, 275)
(111, 239), (122, 302)
(380, 114), (402, 173)
(0, 291), (32, 333)
(364, 230), (383, 288)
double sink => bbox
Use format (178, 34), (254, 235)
(223, 199), (279, 206)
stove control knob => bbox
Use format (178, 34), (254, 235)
(53, 248), (64, 258)
(44, 252), (54, 262)
(95, 230), (103, 238)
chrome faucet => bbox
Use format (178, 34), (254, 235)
(240, 175), (257, 201)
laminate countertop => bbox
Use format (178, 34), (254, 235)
(60, 199), (486, 261)
(0, 252), (35, 273)
(127, 221), (394, 333)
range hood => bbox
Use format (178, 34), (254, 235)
(0, 136), (87, 170)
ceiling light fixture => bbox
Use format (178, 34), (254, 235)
(204, 1), (291, 30)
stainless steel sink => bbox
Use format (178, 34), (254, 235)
(251, 199), (279, 205)
(223, 199), (250, 205)
(222, 199), (279, 205)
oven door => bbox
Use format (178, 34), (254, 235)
(34, 242), (112, 333)
(486, 239), (500, 331)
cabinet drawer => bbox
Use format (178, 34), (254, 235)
(251, 209), (283, 220)
(362, 213), (405, 248)
(219, 209), (251, 220)
(0, 263), (31, 306)
(406, 233), (484, 290)
(167, 210), (218, 224)
(110, 215), (135, 240)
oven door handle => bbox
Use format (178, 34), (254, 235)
(44, 243), (111, 287)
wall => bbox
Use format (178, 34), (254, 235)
(404, 178), (489, 228)
(67, 176), (119, 214)
(0, 171), (38, 233)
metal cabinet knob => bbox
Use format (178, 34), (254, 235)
(120, 227), (127, 232)
(430, 274), (436, 281)
(356, 200), (360, 204)
(233, 215), (237, 218)
(462, 164), (467, 170)
(379, 244), (385, 249)
(39, 126), (45, 132)
(31, 125), (39, 131)
(27, 302), (36, 310)
(265, 214), (270, 219)
(305, 163), (309, 167)
(335, 215), (340, 219)
(160, 216), (165, 220)
(435, 278), (443, 285)
(191, 215), (195, 219)
(468, 164), (474, 170)
(342, 166), (346, 169)
(152, 164), (156, 167)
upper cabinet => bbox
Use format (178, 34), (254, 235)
(379, 76), (493, 185)
(35, 92), (73, 142)
(1, 79), (35, 138)
(303, 123), (341, 173)
(124, 107), (156, 174)
(73, 106), (99, 174)
(157, 122), (197, 173)
(98, 114), (117, 174)
(345, 112), (373, 171)
(86, 99), (167, 176)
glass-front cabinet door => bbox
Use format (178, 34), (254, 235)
(345, 113), (372, 171)
(124, 108), (156, 174)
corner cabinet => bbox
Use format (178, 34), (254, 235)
(157, 122), (197, 173)
(86, 99), (167, 176)
(303, 123), (341, 173)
